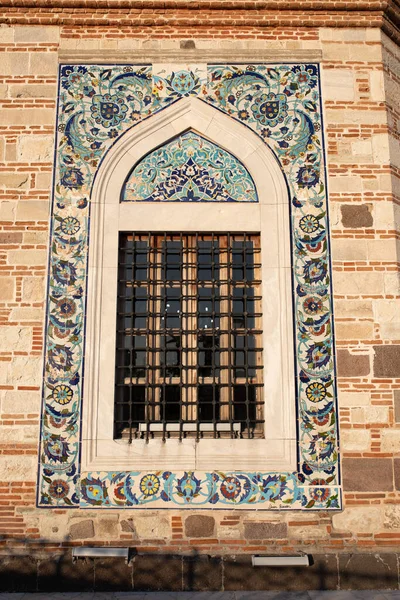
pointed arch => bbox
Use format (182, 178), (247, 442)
(91, 96), (288, 208)
(121, 129), (258, 203)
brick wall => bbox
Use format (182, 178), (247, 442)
(0, 10), (399, 591)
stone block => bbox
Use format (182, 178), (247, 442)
(351, 139), (372, 157)
(23, 230), (48, 245)
(0, 26), (14, 43)
(384, 272), (400, 296)
(335, 321), (374, 341)
(333, 271), (384, 296)
(8, 249), (47, 266)
(338, 553), (397, 590)
(0, 424), (37, 442)
(133, 554), (182, 592)
(381, 323), (400, 341)
(69, 519), (95, 540)
(39, 513), (69, 541)
(374, 299), (400, 323)
(367, 239), (398, 262)
(323, 43), (351, 61)
(340, 428), (370, 452)
(35, 171), (52, 189)
(0, 232), (22, 244)
(326, 107), (387, 126)
(332, 506), (382, 533)
(185, 514), (215, 538)
(135, 514), (170, 539)
(374, 200), (397, 230)
(370, 69), (385, 102)
(96, 516), (119, 539)
(352, 44), (383, 62)
(333, 300), (373, 319)
(338, 391), (370, 407)
(0, 201), (16, 220)
(244, 521), (287, 539)
(337, 349), (370, 377)
(0, 455), (36, 481)
(374, 345), (400, 377)
(29, 53), (58, 76)
(0, 277), (15, 301)
(223, 554), (338, 591)
(1, 389), (41, 414)
(0, 326), (32, 352)
(10, 84), (56, 98)
(11, 307), (43, 323)
(0, 172), (29, 189)
(0, 108), (54, 126)
(323, 69), (355, 101)
(352, 406), (389, 425)
(381, 429), (400, 452)
(0, 361), (9, 385)
(16, 200), (49, 221)
(342, 458), (393, 491)
(372, 132), (390, 164)
(22, 276), (45, 301)
(341, 204), (373, 228)
(1, 53), (29, 76)
(0, 84), (7, 99)
(7, 356), (42, 386)
(17, 135), (53, 162)
(15, 26), (59, 43)
(330, 175), (363, 194)
(331, 238), (367, 261)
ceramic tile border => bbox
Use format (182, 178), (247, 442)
(37, 63), (340, 509)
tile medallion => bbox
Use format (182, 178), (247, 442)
(152, 63), (208, 99)
(38, 63), (340, 509)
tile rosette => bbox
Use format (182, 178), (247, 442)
(38, 64), (340, 510)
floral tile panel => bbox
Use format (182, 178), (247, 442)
(122, 130), (258, 203)
(38, 63), (340, 509)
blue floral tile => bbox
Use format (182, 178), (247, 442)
(153, 63), (207, 99)
(122, 130), (258, 203)
(38, 63), (340, 510)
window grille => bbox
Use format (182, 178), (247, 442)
(114, 232), (264, 441)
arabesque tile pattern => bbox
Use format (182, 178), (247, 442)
(38, 63), (339, 509)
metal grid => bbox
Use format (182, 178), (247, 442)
(114, 232), (264, 442)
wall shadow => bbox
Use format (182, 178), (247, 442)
(0, 539), (399, 592)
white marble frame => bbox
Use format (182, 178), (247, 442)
(81, 96), (296, 473)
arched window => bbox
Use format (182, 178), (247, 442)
(115, 130), (261, 441)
